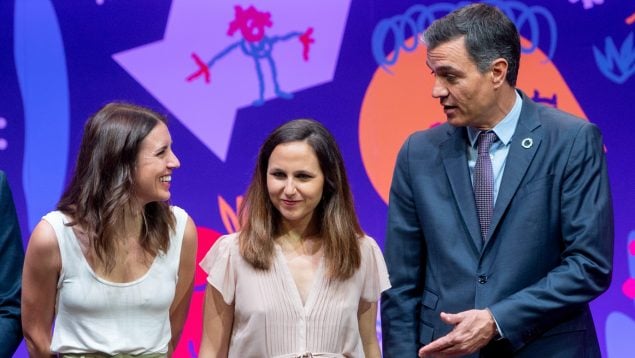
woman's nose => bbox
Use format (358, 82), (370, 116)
(168, 151), (181, 169)
(283, 180), (296, 195)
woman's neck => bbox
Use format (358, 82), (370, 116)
(277, 230), (322, 256)
(114, 205), (143, 240)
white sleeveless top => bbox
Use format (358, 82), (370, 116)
(46, 206), (188, 355)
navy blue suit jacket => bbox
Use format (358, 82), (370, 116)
(381, 92), (613, 357)
(0, 171), (24, 356)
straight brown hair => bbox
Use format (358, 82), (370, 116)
(239, 119), (363, 280)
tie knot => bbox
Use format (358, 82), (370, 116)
(477, 131), (497, 155)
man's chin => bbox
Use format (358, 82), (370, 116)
(446, 116), (465, 127)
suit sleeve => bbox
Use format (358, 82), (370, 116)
(0, 172), (25, 356)
(381, 136), (426, 357)
(489, 122), (613, 349)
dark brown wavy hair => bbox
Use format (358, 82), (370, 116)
(57, 102), (175, 271)
(239, 119), (363, 280)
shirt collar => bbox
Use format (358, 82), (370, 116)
(468, 90), (522, 148)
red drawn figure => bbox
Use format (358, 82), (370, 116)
(187, 5), (314, 106)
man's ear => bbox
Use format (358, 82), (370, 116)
(490, 58), (509, 88)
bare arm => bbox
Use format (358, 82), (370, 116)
(168, 216), (198, 356)
(198, 284), (234, 358)
(22, 220), (61, 358)
(358, 300), (381, 358)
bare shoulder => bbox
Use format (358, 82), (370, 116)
(25, 219), (62, 271)
(28, 219), (59, 253)
(181, 215), (198, 257)
(171, 206), (197, 250)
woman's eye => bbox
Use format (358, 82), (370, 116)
(155, 146), (169, 156)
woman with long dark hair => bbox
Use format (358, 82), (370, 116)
(199, 119), (390, 357)
(22, 102), (197, 357)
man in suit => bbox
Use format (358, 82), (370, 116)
(0, 170), (24, 356)
(380, 3), (613, 357)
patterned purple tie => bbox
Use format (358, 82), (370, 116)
(474, 131), (497, 240)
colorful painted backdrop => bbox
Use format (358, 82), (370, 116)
(2, 0), (633, 357)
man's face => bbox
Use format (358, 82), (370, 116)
(426, 36), (498, 130)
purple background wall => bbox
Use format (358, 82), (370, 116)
(1, 0), (633, 356)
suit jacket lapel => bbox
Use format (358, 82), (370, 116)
(440, 126), (483, 251)
(486, 95), (542, 243)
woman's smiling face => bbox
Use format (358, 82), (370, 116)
(133, 121), (180, 205)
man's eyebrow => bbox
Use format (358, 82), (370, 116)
(432, 65), (458, 73)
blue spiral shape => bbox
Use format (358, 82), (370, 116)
(372, 0), (558, 70)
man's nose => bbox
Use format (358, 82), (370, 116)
(431, 78), (448, 98)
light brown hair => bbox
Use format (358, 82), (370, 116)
(239, 119), (363, 280)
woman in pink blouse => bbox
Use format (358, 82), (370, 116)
(199, 119), (390, 357)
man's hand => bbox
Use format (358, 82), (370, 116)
(418, 309), (497, 357)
